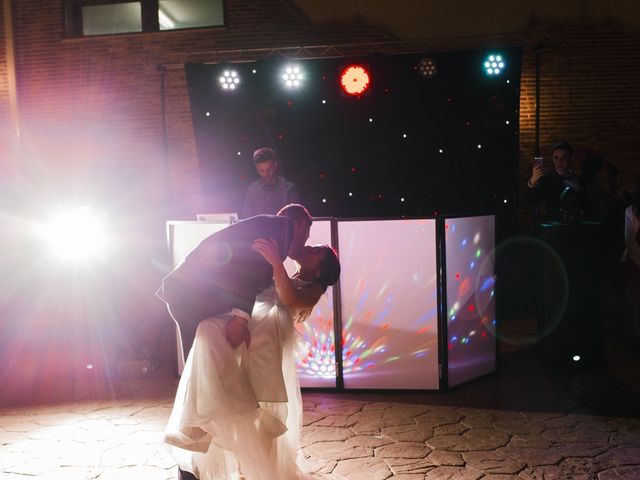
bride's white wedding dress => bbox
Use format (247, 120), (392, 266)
(164, 279), (312, 480)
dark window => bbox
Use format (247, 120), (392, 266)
(65, 0), (224, 37)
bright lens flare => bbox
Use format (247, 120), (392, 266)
(42, 207), (108, 261)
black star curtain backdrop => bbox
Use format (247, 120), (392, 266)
(185, 48), (521, 219)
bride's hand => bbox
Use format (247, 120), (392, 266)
(251, 237), (281, 266)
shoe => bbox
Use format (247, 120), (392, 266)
(178, 467), (198, 480)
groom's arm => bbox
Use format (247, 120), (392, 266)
(213, 215), (292, 347)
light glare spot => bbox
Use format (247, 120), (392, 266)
(42, 207), (108, 262)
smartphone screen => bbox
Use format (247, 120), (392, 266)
(533, 156), (544, 168)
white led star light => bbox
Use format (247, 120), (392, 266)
(484, 54), (505, 75)
(219, 70), (240, 91)
(282, 65), (304, 89)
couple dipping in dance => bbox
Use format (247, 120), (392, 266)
(156, 204), (341, 480)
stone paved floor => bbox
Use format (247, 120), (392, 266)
(1, 354), (639, 479)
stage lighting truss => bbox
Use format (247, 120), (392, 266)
(417, 57), (437, 78)
(340, 64), (371, 96)
(282, 65), (304, 89)
(219, 70), (240, 91)
(484, 54), (505, 75)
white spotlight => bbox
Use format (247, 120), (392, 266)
(219, 70), (240, 91)
(41, 206), (108, 262)
(282, 65), (304, 89)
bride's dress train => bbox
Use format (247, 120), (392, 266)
(164, 283), (311, 480)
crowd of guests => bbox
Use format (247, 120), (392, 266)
(527, 141), (640, 352)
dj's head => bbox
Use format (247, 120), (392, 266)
(253, 147), (279, 186)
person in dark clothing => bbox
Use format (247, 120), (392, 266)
(527, 141), (584, 222)
(156, 204), (312, 358)
(241, 147), (300, 219)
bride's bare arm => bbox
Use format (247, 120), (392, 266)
(272, 261), (323, 308)
(251, 238), (323, 309)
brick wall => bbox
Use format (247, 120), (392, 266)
(518, 25), (640, 229)
(0, 3), (14, 178)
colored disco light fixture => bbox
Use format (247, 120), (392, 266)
(484, 54), (505, 75)
(417, 57), (437, 78)
(340, 65), (371, 96)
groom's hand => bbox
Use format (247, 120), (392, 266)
(225, 315), (250, 348)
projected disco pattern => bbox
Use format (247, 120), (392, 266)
(445, 215), (496, 387)
(338, 219), (439, 389)
(291, 219), (441, 389)
(295, 299), (336, 378)
(282, 220), (337, 388)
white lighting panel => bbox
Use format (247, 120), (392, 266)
(445, 215), (496, 387)
(338, 219), (439, 389)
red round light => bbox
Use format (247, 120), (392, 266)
(340, 65), (371, 96)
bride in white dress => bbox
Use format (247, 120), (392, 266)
(164, 239), (340, 480)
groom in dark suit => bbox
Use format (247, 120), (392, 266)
(157, 204), (312, 359)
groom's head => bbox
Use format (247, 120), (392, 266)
(277, 204), (312, 260)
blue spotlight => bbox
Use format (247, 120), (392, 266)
(484, 54), (505, 75)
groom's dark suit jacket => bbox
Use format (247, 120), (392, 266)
(157, 215), (293, 355)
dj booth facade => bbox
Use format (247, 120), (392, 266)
(166, 214), (496, 391)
